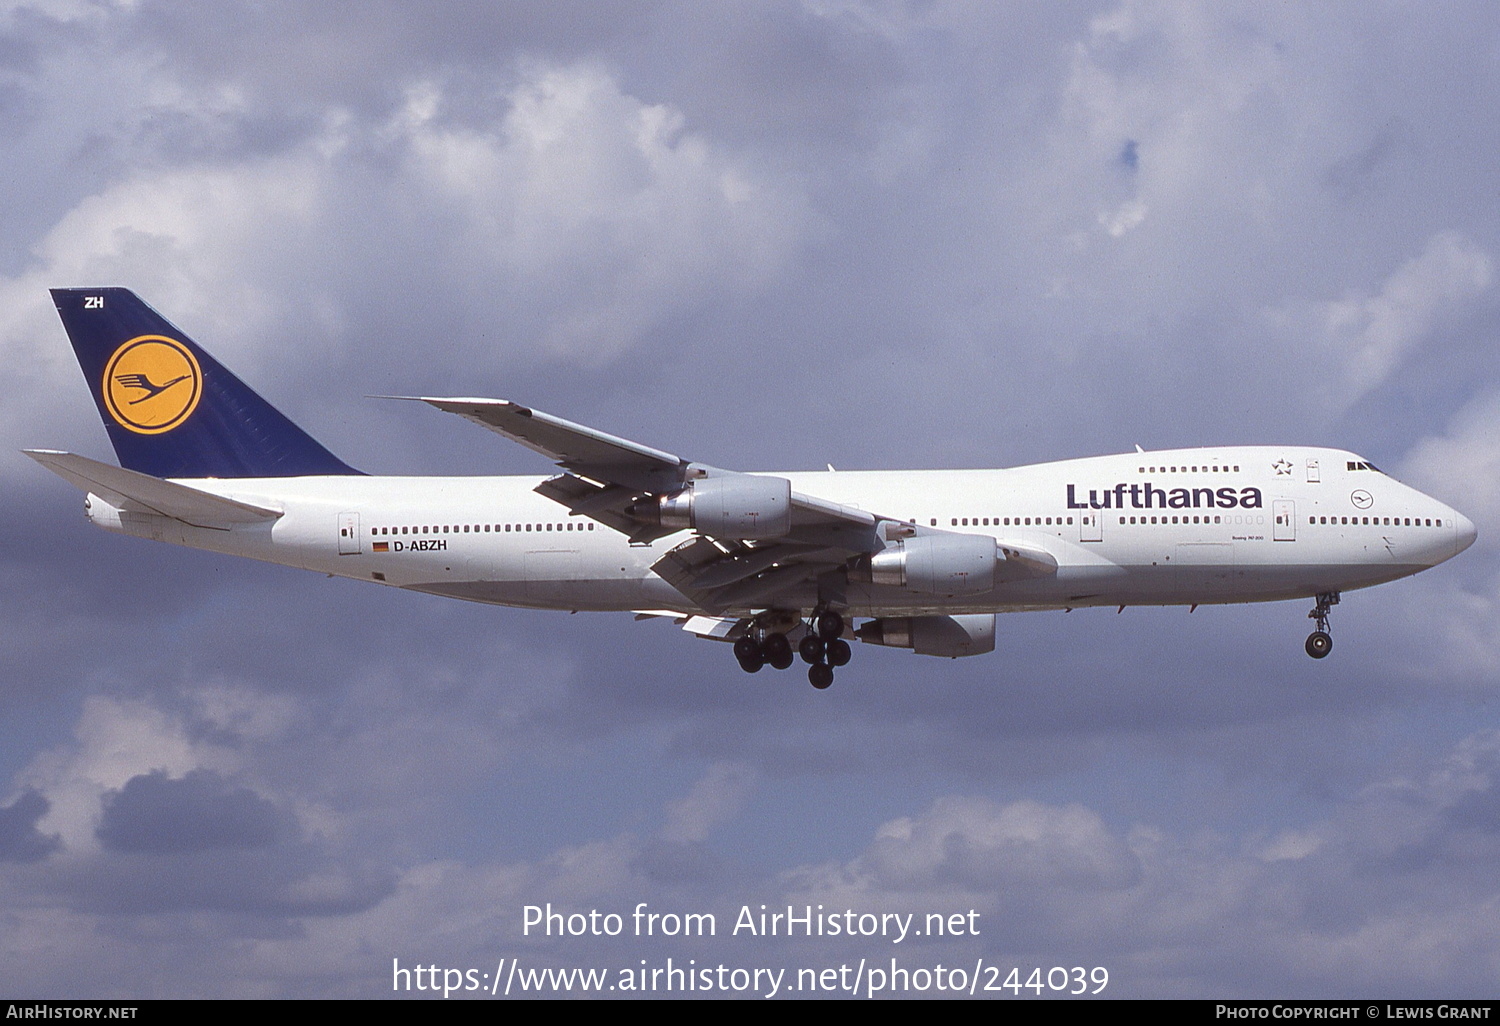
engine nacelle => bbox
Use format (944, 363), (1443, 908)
(868, 534), (996, 595)
(856, 614), (996, 658)
(656, 474), (792, 539)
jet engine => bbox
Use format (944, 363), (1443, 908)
(867, 534), (997, 595)
(647, 474), (793, 539)
(856, 614), (996, 657)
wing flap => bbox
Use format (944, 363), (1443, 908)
(701, 561), (823, 609)
(688, 542), (818, 590)
(531, 473), (678, 544)
(651, 535), (847, 613)
(532, 473), (646, 539)
(24, 450), (282, 527)
(680, 615), (747, 640)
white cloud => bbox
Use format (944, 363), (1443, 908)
(396, 64), (806, 361)
(660, 761), (756, 845)
(1318, 232), (1493, 408)
(0, 58), (810, 459)
(6, 0), (1500, 999)
(18, 697), (223, 858)
(860, 796), (1140, 892)
(1099, 197), (1148, 238)
(761, 736), (1500, 989)
(1405, 388), (1500, 535)
(1393, 390), (1500, 679)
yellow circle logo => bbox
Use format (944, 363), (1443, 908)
(102, 335), (203, 434)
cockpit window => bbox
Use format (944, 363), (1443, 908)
(1346, 460), (1382, 473)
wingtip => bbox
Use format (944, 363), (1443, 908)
(368, 395), (516, 407)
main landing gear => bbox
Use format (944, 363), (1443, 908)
(801, 610), (851, 690)
(733, 632), (791, 672)
(1305, 591), (1339, 659)
(734, 609), (851, 688)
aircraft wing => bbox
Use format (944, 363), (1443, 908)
(403, 396), (1050, 614)
(403, 394), (881, 537)
(393, 397), (688, 493)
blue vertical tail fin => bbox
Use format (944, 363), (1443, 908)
(51, 288), (361, 479)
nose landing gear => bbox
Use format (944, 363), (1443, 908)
(1305, 591), (1339, 659)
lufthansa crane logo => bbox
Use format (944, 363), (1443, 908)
(102, 335), (203, 434)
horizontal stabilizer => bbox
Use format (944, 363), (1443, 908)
(24, 450), (282, 527)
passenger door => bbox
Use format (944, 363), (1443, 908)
(1273, 500), (1295, 542)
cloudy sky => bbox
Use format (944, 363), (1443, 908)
(3, 0), (1500, 999)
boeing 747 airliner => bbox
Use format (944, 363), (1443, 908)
(28, 289), (1476, 688)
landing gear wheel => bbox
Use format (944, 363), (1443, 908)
(809, 664), (834, 689)
(816, 611), (845, 640)
(799, 635), (825, 664)
(826, 638), (851, 667)
(734, 635), (765, 672)
(764, 633), (794, 670)
(1304, 591), (1340, 659)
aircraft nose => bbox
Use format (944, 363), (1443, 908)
(1454, 510), (1478, 557)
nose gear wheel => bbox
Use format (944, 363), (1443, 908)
(1304, 592), (1339, 659)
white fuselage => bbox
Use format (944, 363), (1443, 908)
(83, 446), (1475, 617)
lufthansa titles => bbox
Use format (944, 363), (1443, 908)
(1066, 482), (1263, 511)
